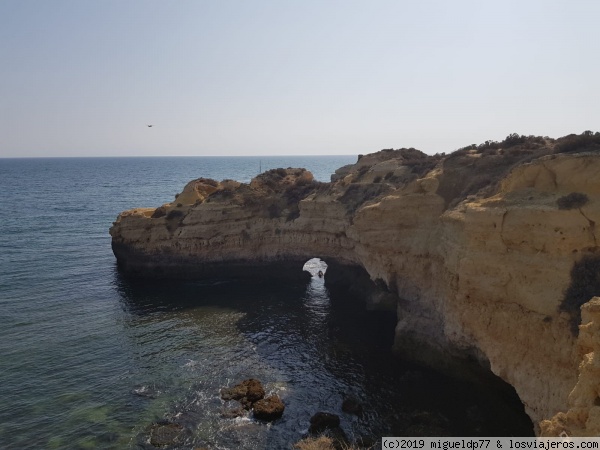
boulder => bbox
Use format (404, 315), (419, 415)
(253, 394), (285, 421)
(220, 378), (265, 409)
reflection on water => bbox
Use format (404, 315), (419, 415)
(109, 266), (533, 449)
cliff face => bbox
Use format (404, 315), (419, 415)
(540, 298), (600, 436)
(110, 141), (600, 435)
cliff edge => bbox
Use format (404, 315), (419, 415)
(110, 132), (600, 435)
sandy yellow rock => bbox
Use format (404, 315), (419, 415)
(540, 298), (600, 436)
(110, 149), (600, 435)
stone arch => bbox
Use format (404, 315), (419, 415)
(302, 257), (328, 278)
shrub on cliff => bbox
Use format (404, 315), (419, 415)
(339, 183), (389, 212)
(268, 203), (281, 219)
(477, 140), (500, 151)
(501, 133), (528, 147)
(555, 130), (600, 154)
(255, 168), (312, 191)
(500, 133), (545, 149)
(455, 144), (478, 154)
(151, 206), (167, 218)
(401, 157), (440, 177)
(355, 165), (370, 181)
(394, 148), (441, 178)
(454, 134), (545, 156)
(208, 189), (234, 201)
(283, 181), (321, 221)
(440, 135), (551, 209)
(557, 192), (589, 210)
(284, 182), (319, 206)
(166, 209), (184, 220)
(165, 208), (186, 233)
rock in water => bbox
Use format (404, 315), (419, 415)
(220, 406), (246, 419)
(341, 396), (363, 416)
(244, 379), (266, 402)
(309, 412), (341, 434)
(149, 422), (183, 447)
(253, 394), (285, 420)
(220, 378), (265, 409)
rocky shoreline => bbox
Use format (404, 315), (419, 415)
(110, 132), (600, 435)
(144, 378), (374, 449)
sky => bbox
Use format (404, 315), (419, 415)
(1, 0), (599, 157)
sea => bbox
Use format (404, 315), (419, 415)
(0, 156), (533, 450)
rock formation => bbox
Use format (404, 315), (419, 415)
(540, 297), (600, 436)
(220, 378), (285, 421)
(110, 132), (600, 435)
(253, 395), (285, 421)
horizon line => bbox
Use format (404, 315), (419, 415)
(0, 154), (359, 160)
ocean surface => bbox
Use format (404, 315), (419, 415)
(0, 156), (533, 450)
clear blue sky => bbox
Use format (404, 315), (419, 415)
(1, 0), (598, 157)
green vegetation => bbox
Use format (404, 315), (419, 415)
(556, 130), (600, 153)
(339, 183), (389, 212)
(454, 133), (546, 155)
(166, 209), (184, 220)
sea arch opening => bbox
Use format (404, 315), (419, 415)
(302, 257), (328, 278)
(297, 257), (533, 435)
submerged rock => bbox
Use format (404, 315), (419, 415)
(341, 396), (363, 416)
(148, 421), (183, 448)
(309, 412), (341, 434)
(220, 379), (285, 421)
(131, 384), (160, 399)
(220, 406), (246, 419)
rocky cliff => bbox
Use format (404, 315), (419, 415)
(110, 132), (600, 435)
(540, 297), (600, 436)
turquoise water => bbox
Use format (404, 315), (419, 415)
(0, 156), (532, 449)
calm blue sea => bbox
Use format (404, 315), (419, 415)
(0, 156), (532, 449)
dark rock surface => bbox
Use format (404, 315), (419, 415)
(308, 412), (341, 434)
(341, 396), (363, 416)
(253, 394), (285, 421)
(220, 378), (265, 410)
(148, 421), (183, 448)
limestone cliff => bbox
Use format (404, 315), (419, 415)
(540, 298), (600, 436)
(110, 133), (600, 435)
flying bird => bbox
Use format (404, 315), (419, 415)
(147, 124), (153, 127)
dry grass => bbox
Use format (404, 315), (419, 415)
(294, 436), (336, 450)
(293, 435), (372, 450)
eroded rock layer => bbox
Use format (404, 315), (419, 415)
(110, 136), (600, 434)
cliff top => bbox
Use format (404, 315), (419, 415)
(124, 131), (600, 224)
